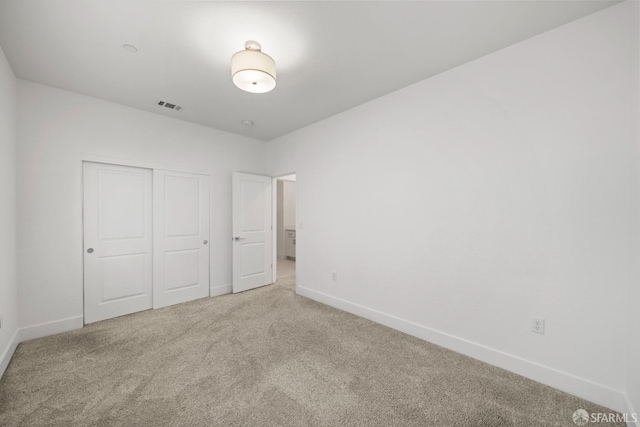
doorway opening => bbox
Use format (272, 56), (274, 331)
(273, 173), (297, 292)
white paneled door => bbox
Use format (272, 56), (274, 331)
(232, 173), (273, 293)
(153, 170), (210, 308)
(83, 162), (153, 324)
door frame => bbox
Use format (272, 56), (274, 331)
(80, 154), (212, 323)
(80, 154), (211, 178)
(271, 173), (297, 285)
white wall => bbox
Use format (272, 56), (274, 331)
(0, 47), (18, 375)
(17, 80), (267, 334)
(269, 2), (636, 413)
(628, 1), (640, 423)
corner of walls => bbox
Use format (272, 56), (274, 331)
(0, 330), (18, 380)
(0, 45), (19, 378)
(626, 0), (640, 424)
(626, 393), (639, 427)
(17, 316), (84, 343)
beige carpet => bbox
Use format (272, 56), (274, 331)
(0, 277), (624, 427)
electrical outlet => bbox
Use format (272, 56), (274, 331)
(531, 317), (545, 334)
(331, 272), (337, 281)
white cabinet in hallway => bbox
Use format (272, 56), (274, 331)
(285, 229), (296, 260)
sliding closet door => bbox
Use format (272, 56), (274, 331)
(153, 170), (210, 308)
(83, 162), (153, 324)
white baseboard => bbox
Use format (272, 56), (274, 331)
(0, 329), (19, 379)
(18, 316), (84, 343)
(3, 288), (634, 421)
(210, 283), (232, 297)
(625, 393), (640, 427)
(297, 286), (627, 414)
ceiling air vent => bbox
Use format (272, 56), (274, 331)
(156, 100), (183, 111)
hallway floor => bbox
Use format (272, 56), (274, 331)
(277, 258), (295, 279)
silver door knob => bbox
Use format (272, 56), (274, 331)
(203, 240), (208, 245)
(87, 248), (94, 254)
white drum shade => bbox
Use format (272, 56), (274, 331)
(231, 41), (276, 94)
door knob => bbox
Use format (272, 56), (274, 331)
(86, 248), (94, 254)
(203, 240), (208, 245)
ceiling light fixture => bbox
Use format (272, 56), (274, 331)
(231, 41), (276, 94)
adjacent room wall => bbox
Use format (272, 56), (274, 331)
(0, 46), (18, 376)
(16, 80), (267, 337)
(269, 2), (635, 413)
(277, 179), (297, 259)
(283, 181), (297, 231)
(277, 180), (285, 259)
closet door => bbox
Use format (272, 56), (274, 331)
(153, 170), (210, 308)
(83, 162), (153, 324)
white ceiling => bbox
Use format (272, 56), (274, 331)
(0, 0), (618, 141)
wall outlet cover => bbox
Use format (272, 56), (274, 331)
(531, 317), (545, 334)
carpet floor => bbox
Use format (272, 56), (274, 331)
(0, 275), (624, 426)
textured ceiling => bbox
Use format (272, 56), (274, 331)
(0, 0), (618, 141)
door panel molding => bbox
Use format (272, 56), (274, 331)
(83, 162), (153, 324)
(232, 172), (273, 293)
(153, 169), (210, 308)
(83, 161), (211, 324)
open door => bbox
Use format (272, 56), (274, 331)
(232, 172), (273, 293)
